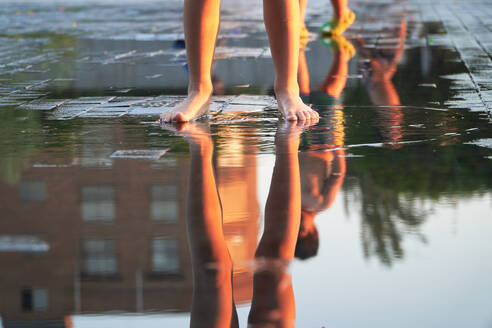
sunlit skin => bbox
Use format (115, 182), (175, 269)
(331, 0), (348, 19)
(160, 0), (319, 122)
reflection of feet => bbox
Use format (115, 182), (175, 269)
(275, 89), (320, 122)
(320, 9), (356, 36)
(159, 90), (211, 122)
(275, 120), (317, 152)
(160, 121), (212, 148)
(323, 34), (356, 59)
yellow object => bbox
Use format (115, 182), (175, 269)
(321, 9), (356, 36)
(300, 26), (309, 49)
(331, 35), (356, 59)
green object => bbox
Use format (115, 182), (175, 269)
(320, 20), (335, 35)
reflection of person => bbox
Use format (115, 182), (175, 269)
(357, 20), (407, 147)
(296, 110), (346, 259)
(178, 123), (238, 327)
(163, 121), (312, 327)
(297, 0), (356, 102)
(310, 0), (355, 36)
(249, 122), (306, 327)
(298, 34), (355, 102)
(295, 0), (352, 260)
(160, 0), (319, 123)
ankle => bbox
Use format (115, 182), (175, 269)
(188, 82), (213, 96)
(274, 86), (300, 98)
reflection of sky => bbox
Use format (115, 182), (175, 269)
(293, 195), (492, 328)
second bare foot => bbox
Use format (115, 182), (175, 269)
(275, 89), (320, 122)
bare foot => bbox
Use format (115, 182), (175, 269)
(275, 89), (320, 122)
(159, 90), (211, 123)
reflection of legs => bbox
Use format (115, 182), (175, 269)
(183, 125), (238, 328)
(249, 123), (304, 327)
(263, 0), (319, 121)
(298, 49), (310, 96)
(319, 36), (354, 98)
(322, 0), (354, 35)
(160, 0), (219, 122)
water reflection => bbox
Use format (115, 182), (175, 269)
(162, 121), (311, 327)
(0, 103), (491, 325)
(294, 110), (345, 260)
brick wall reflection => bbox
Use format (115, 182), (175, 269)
(0, 124), (260, 324)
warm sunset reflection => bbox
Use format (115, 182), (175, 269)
(167, 121), (313, 327)
(217, 128), (260, 304)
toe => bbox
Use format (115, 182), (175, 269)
(304, 110), (315, 120)
(297, 111), (307, 121)
(174, 112), (188, 122)
(286, 112), (298, 121)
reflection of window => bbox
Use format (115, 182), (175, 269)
(21, 288), (48, 312)
(150, 185), (177, 221)
(81, 186), (115, 222)
(19, 181), (46, 202)
(151, 237), (180, 274)
(83, 239), (117, 276)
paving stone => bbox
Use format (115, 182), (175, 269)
(127, 106), (172, 116)
(65, 97), (116, 105)
(51, 105), (93, 120)
(20, 99), (67, 110)
(110, 149), (169, 160)
(221, 104), (269, 113)
(229, 95), (276, 106)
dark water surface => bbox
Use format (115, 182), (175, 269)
(1, 0), (492, 327)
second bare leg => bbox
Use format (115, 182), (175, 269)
(160, 0), (220, 122)
(263, 0), (319, 121)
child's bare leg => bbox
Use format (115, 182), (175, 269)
(263, 0), (319, 121)
(330, 0), (348, 19)
(160, 0), (219, 122)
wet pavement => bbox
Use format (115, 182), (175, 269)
(1, 0), (492, 327)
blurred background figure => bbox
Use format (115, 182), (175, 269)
(357, 19), (407, 148)
(319, 0), (356, 36)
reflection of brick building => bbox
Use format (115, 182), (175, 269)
(217, 130), (260, 304)
(0, 123), (260, 326)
